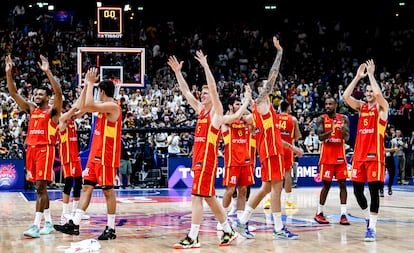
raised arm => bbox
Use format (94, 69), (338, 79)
(167, 55), (201, 113)
(38, 54), (62, 122)
(342, 63), (367, 111)
(365, 59), (389, 120)
(256, 36), (283, 112)
(195, 50), (223, 128)
(5, 55), (34, 113)
(82, 68), (120, 121)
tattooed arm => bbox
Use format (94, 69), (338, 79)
(256, 36), (283, 114)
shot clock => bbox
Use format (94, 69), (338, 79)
(97, 7), (123, 39)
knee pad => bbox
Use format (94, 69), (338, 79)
(73, 176), (82, 198)
(63, 177), (73, 195)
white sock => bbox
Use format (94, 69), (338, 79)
(72, 201), (79, 213)
(272, 212), (283, 231)
(62, 203), (69, 215)
(188, 224), (200, 240)
(43, 208), (52, 223)
(221, 219), (231, 233)
(363, 208), (370, 220)
(34, 212), (43, 228)
(239, 205), (254, 224)
(285, 192), (291, 202)
(317, 204), (324, 214)
(236, 210), (243, 219)
(73, 209), (85, 225)
(369, 214), (378, 231)
(340, 204), (347, 215)
(107, 214), (116, 229)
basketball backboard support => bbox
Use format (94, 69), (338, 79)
(77, 47), (145, 88)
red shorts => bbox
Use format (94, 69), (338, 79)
(260, 154), (284, 182)
(192, 169), (216, 197)
(26, 145), (55, 182)
(222, 165), (255, 187)
(61, 159), (83, 178)
(351, 161), (385, 183)
(319, 163), (348, 181)
(84, 161), (117, 186)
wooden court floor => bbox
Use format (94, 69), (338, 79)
(0, 186), (413, 253)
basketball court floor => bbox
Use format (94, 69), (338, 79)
(1, 185), (413, 253)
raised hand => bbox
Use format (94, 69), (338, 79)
(167, 55), (183, 73)
(37, 55), (50, 72)
(85, 67), (99, 86)
(5, 55), (12, 73)
(194, 50), (208, 68)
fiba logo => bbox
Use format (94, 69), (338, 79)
(0, 164), (17, 188)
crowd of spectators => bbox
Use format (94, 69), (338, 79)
(0, 4), (413, 184)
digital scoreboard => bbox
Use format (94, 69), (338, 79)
(97, 7), (123, 39)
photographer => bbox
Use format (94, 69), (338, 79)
(391, 129), (408, 185)
(7, 143), (23, 159)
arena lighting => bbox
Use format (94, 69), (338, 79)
(97, 2), (102, 7)
(124, 4), (131, 12)
(47, 5), (54, 11)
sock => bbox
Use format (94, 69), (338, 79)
(239, 205), (254, 224)
(231, 197), (237, 209)
(107, 214), (116, 229)
(340, 204), (347, 215)
(73, 209), (85, 225)
(236, 210), (243, 219)
(317, 204), (324, 214)
(43, 208), (52, 223)
(62, 203), (69, 215)
(188, 224), (200, 240)
(272, 212), (283, 231)
(369, 214), (378, 231)
(34, 212), (43, 228)
(221, 219), (231, 233)
(363, 208), (370, 220)
(285, 192), (291, 202)
(72, 200), (79, 214)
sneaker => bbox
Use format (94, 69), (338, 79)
(98, 226), (116, 240)
(219, 229), (238, 246)
(263, 198), (271, 209)
(54, 219), (80, 235)
(388, 188), (393, 195)
(173, 235), (200, 249)
(379, 189), (384, 197)
(365, 219), (370, 228)
(232, 219), (255, 239)
(364, 227), (376, 242)
(273, 226), (299, 240)
(40, 221), (55, 235)
(285, 201), (297, 209)
(216, 222), (223, 231)
(339, 215), (350, 225)
(23, 224), (40, 238)
(314, 213), (329, 224)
